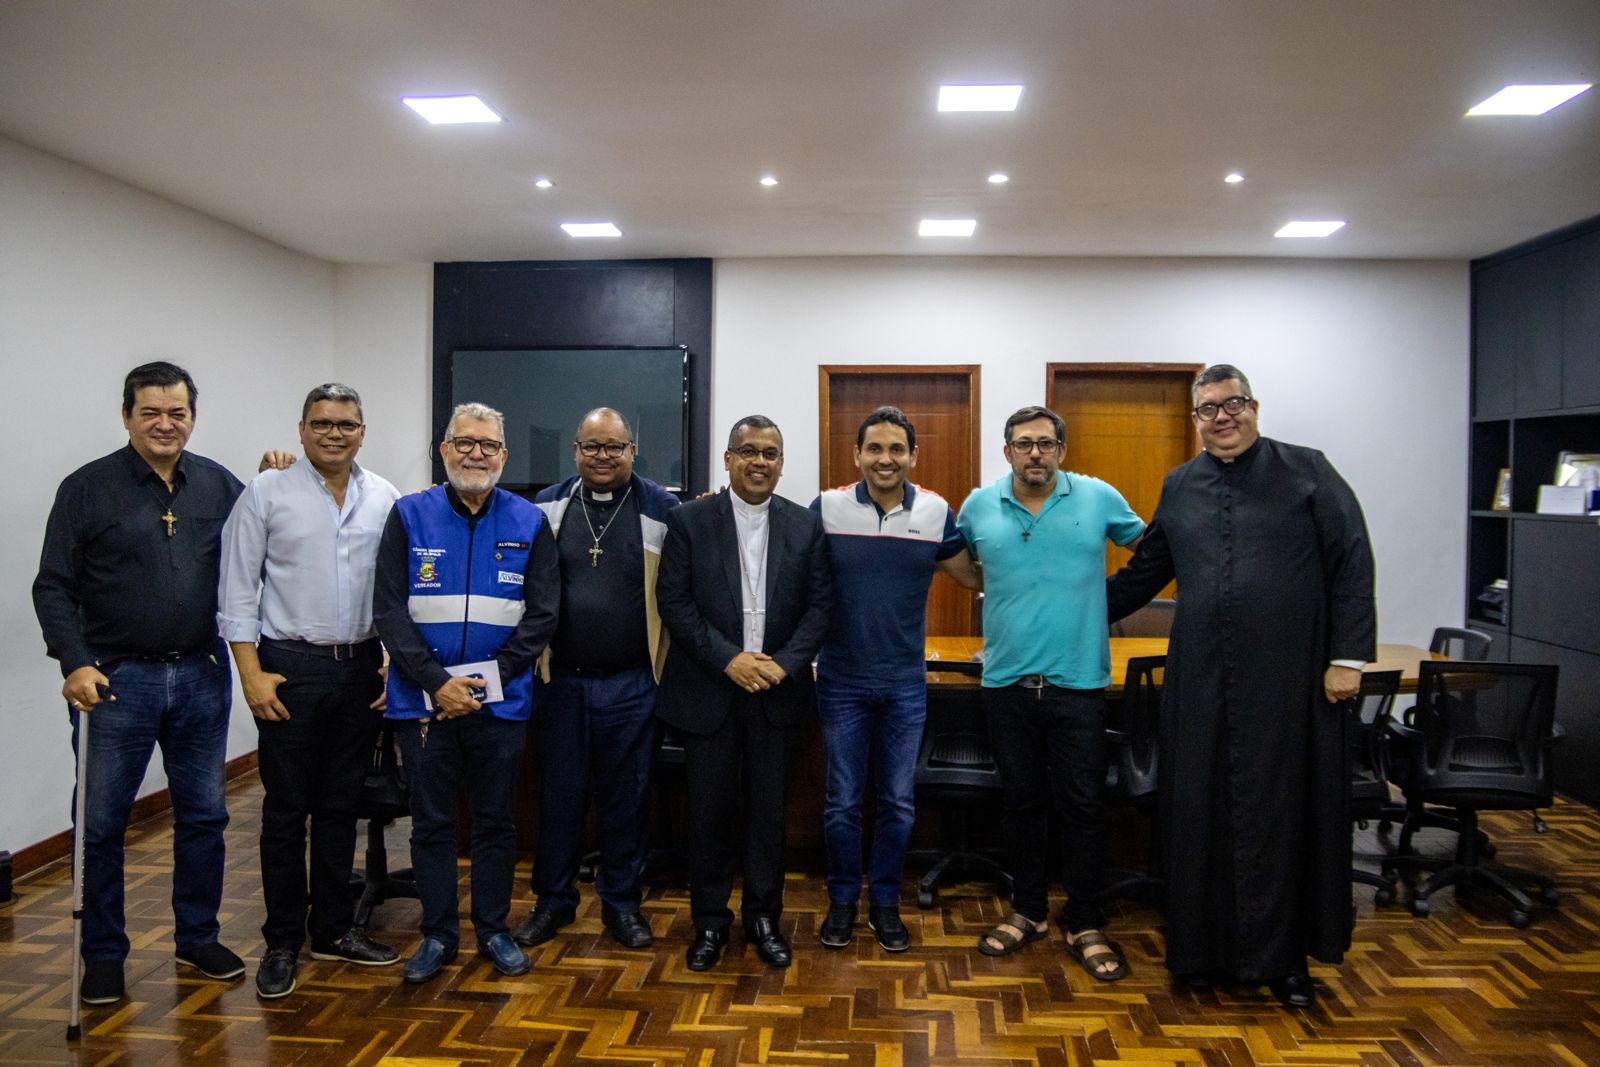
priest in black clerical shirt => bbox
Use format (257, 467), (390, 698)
(1107, 364), (1376, 1010)
(515, 407), (681, 952)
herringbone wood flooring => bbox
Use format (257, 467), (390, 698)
(2, 775), (1598, 1066)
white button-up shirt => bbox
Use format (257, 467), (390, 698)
(217, 459), (401, 645)
(731, 493), (771, 653)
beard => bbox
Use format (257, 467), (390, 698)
(447, 463), (503, 495)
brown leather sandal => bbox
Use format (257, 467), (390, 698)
(976, 913), (1047, 957)
(1066, 929), (1128, 981)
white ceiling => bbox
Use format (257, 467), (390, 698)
(2, 0), (1597, 264)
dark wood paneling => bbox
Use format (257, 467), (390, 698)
(1510, 634), (1600, 807)
(1509, 518), (1600, 655)
(1513, 251), (1565, 414)
(1564, 231), (1600, 408)
(1473, 263), (1517, 417)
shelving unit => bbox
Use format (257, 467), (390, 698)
(1468, 215), (1600, 805)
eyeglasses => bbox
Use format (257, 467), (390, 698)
(731, 446), (782, 462)
(1008, 438), (1060, 455)
(307, 419), (363, 435)
(576, 440), (631, 458)
(447, 436), (504, 457)
(1193, 395), (1254, 421)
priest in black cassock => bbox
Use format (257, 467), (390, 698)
(1106, 364), (1375, 1010)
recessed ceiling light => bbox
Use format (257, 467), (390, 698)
(401, 95), (503, 124)
(534, 177), (554, 189)
(1275, 220), (1346, 238)
(1224, 172), (1245, 184)
(561, 222), (622, 238)
(987, 172), (1010, 184)
(937, 84), (1023, 112)
(919, 218), (977, 237)
(759, 175), (779, 187)
(1467, 84), (1592, 116)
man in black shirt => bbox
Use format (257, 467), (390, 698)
(515, 408), (680, 951)
(33, 362), (247, 1006)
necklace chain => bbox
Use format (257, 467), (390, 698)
(577, 483), (633, 564)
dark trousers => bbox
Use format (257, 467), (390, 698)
(254, 641), (384, 951)
(532, 666), (658, 914)
(70, 643), (231, 963)
(680, 696), (795, 933)
(394, 713), (527, 952)
(983, 684), (1109, 932)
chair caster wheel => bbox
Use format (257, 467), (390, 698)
(1374, 888), (1393, 906)
(917, 890), (934, 909)
(1410, 898), (1430, 918)
(1539, 888), (1559, 906)
(1509, 910), (1531, 929)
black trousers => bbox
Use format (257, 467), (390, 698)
(982, 683), (1109, 932)
(680, 696), (795, 933)
(254, 641), (384, 951)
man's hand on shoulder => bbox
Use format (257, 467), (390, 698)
(62, 666), (113, 712)
(258, 451), (298, 472)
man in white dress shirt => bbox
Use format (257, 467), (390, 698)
(217, 383), (402, 998)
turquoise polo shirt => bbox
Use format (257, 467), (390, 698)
(957, 471), (1144, 689)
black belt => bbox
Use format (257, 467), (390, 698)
(124, 649), (206, 664)
(261, 636), (381, 662)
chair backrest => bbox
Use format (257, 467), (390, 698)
(915, 689), (1003, 794)
(360, 722), (410, 820)
(1108, 655), (1164, 802)
(1347, 670), (1401, 807)
(1411, 660), (1558, 805)
(1429, 626), (1493, 659)
(1110, 597), (1176, 638)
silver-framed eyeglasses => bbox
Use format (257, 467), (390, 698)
(307, 418), (363, 435)
(731, 446), (782, 462)
(1009, 438), (1060, 455)
(1193, 395), (1254, 421)
(447, 436), (504, 457)
(576, 440), (631, 458)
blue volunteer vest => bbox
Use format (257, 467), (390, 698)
(384, 486), (545, 721)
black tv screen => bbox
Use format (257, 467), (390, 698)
(450, 347), (688, 493)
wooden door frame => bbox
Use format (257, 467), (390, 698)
(1045, 361), (1205, 452)
(817, 364), (982, 492)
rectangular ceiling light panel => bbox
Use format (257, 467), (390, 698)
(937, 84), (1023, 112)
(402, 95), (503, 124)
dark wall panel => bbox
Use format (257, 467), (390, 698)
(1510, 635), (1600, 807)
(1564, 231), (1600, 409)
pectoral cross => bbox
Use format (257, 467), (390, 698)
(161, 509), (177, 537)
(1021, 530), (1030, 542)
(588, 543), (604, 567)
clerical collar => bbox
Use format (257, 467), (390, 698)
(1205, 436), (1263, 466)
(585, 487), (616, 502)
(732, 493), (771, 516)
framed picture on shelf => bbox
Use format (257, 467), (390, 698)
(1556, 451), (1600, 488)
(1492, 467), (1511, 511)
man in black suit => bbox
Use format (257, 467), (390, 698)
(656, 415), (832, 971)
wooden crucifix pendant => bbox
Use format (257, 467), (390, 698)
(588, 543), (604, 567)
(1021, 530), (1030, 541)
(161, 509), (177, 537)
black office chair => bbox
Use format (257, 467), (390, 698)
(1109, 597), (1176, 638)
(1381, 661), (1561, 928)
(349, 722), (418, 928)
(1429, 626), (1493, 660)
(1347, 670), (1401, 905)
(909, 673), (1012, 908)
(1100, 655), (1164, 906)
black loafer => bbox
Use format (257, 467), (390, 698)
(685, 928), (727, 971)
(403, 937), (458, 983)
(478, 933), (531, 977)
(818, 902), (856, 948)
(603, 908), (654, 949)
(744, 916), (792, 968)
(1268, 972), (1315, 1009)
(255, 948), (298, 999)
(310, 927), (399, 966)
(79, 960), (125, 1005)
(867, 906), (910, 952)
(513, 906), (576, 947)
(175, 942), (245, 980)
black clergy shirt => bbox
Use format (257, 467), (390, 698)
(33, 444), (244, 675)
(550, 487), (651, 671)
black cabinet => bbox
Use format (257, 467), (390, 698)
(1509, 636), (1600, 806)
(1565, 231), (1600, 409)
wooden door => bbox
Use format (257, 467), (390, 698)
(1047, 363), (1200, 594)
(819, 366), (980, 635)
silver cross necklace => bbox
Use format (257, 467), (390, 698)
(577, 484), (633, 566)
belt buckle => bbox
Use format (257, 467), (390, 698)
(1018, 674), (1046, 691)
(333, 643), (351, 662)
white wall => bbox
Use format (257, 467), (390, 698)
(712, 256), (1471, 649)
(0, 136), (433, 857)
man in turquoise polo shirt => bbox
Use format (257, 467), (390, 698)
(956, 405), (1144, 981)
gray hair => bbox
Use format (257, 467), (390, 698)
(575, 406), (634, 441)
(447, 401), (505, 440)
(302, 382), (363, 421)
(1193, 364), (1253, 403)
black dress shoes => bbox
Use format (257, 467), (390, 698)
(1268, 972), (1316, 1009)
(685, 928), (727, 971)
(513, 906), (575, 948)
(603, 908), (655, 949)
(744, 916), (792, 968)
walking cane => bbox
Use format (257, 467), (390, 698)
(67, 705), (89, 1043)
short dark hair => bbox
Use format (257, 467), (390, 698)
(575, 406), (634, 441)
(1003, 405), (1065, 444)
(122, 361), (197, 416)
(727, 414), (783, 451)
(856, 405), (916, 450)
(1193, 363), (1253, 403)
(302, 382), (363, 422)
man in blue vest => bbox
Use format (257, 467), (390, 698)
(373, 402), (560, 983)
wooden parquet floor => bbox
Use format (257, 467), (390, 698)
(2, 776), (1599, 1066)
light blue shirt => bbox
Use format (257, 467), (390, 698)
(217, 459), (401, 645)
(957, 470), (1144, 689)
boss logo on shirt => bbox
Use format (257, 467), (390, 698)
(498, 570), (524, 586)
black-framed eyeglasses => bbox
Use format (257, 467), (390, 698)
(447, 436), (504, 457)
(307, 419), (363, 435)
(1008, 438), (1060, 455)
(731, 446), (782, 462)
(576, 440), (632, 458)
(1193, 395), (1254, 421)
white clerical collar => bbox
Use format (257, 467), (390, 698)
(732, 493), (771, 516)
(587, 488), (615, 501)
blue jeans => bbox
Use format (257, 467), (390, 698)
(818, 677), (926, 907)
(69, 644), (232, 963)
(394, 713), (527, 952)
